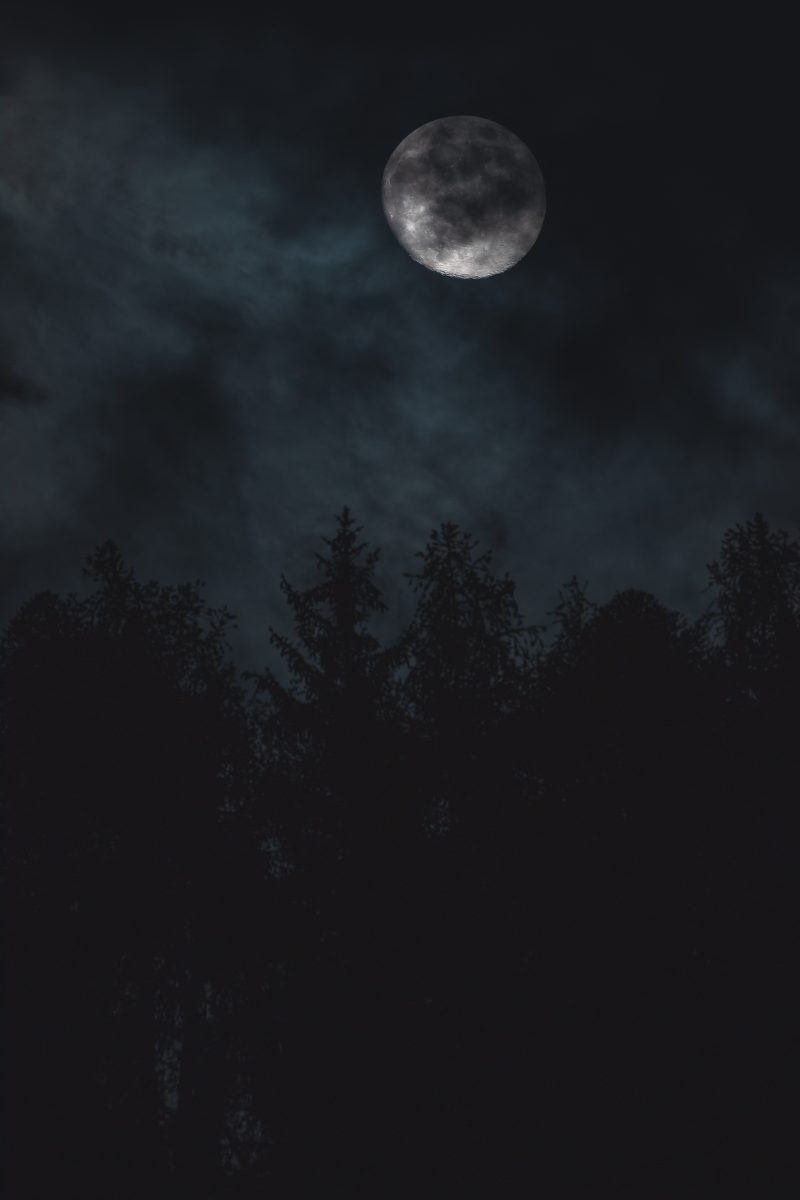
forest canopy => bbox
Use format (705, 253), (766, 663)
(3, 510), (798, 1197)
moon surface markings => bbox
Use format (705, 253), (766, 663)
(382, 115), (546, 278)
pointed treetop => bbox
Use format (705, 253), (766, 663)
(256, 508), (398, 715)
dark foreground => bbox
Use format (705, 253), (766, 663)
(3, 511), (798, 1195)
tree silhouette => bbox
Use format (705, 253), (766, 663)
(707, 510), (800, 697)
(2, 510), (797, 1195)
(246, 508), (415, 1185)
(2, 543), (256, 1198)
(381, 522), (547, 1178)
(401, 520), (540, 835)
(250, 507), (411, 866)
(703, 513), (800, 1101)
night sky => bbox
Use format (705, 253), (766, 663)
(2, 5), (798, 666)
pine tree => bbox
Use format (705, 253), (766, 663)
(246, 510), (416, 1179)
(707, 511), (800, 692)
(396, 519), (541, 870)
(250, 507), (408, 861)
(402, 521), (539, 734)
(705, 513), (800, 888)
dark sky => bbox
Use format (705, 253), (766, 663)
(1, 3), (798, 666)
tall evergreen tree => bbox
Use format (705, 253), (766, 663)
(246, 509), (413, 1184)
(401, 520), (540, 836)
(704, 513), (800, 937)
(394, 522), (542, 1142)
(706, 511), (800, 697)
(252, 506), (407, 856)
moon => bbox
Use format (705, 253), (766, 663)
(382, 115), (546, 279)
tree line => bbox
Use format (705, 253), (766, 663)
(3, 509), (798, 1196)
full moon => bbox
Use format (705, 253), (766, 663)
(382, 115), (546, 279)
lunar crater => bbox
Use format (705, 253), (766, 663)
(382, 115), (545, 279)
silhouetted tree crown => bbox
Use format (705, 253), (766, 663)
(707, 511), (800, 684)
(248, 508), (412, 880)
(402, 520), (540, 729)
(253, 507), (404, 723)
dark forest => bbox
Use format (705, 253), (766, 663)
(3, 508), (798, 1195)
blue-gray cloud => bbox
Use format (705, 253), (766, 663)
(1, 23), (798, 666)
